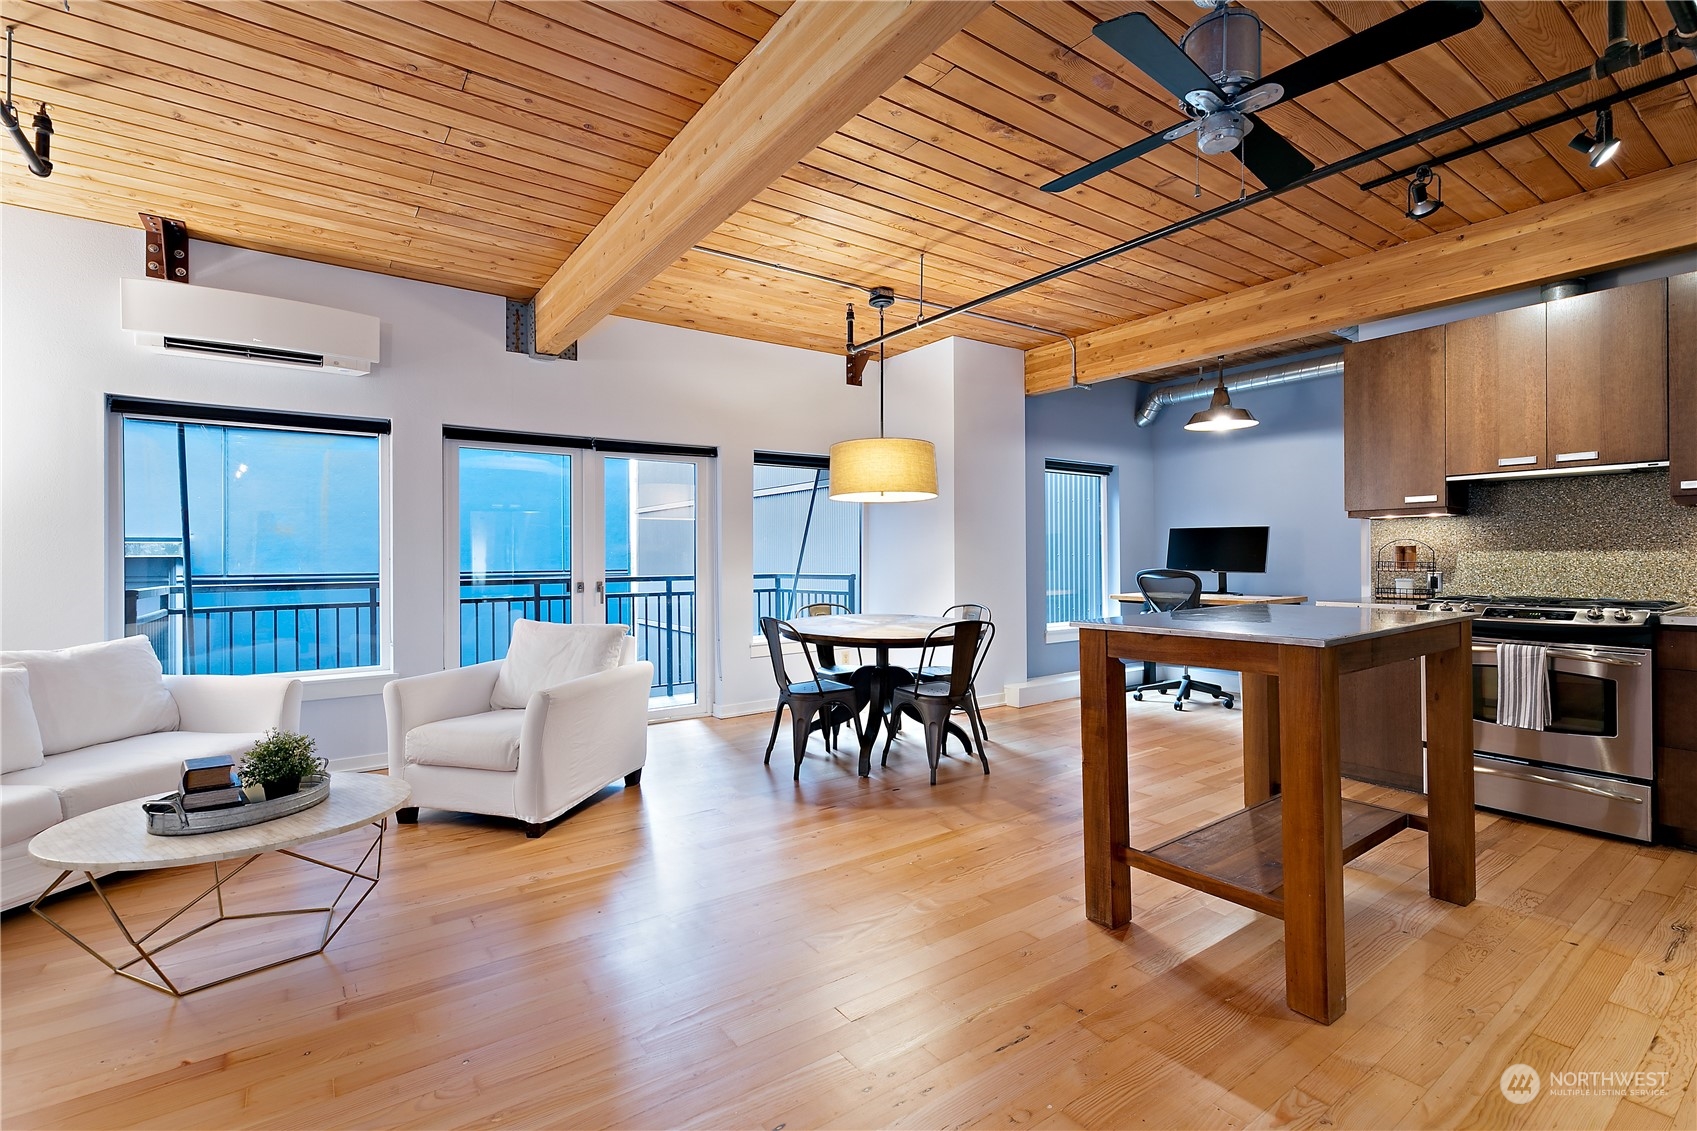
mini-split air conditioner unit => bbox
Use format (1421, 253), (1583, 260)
(120, 277), (381, 376)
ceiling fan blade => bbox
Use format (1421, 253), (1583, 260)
(1093, 11), (1224, 103)
(1260, 1), (1485, 104)
(1042, 126), (1188, 193)
(1238, 117), (1315, 190)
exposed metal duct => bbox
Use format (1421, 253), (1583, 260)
(1541, 278), (1588, 301)
(1135, 353), (1344, 427)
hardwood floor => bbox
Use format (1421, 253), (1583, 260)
(3, 697), (1694, 1129)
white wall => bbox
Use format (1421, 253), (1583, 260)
(1, 207), (1027, 759)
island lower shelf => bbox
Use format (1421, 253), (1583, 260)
(1124, 797), (1427, 918)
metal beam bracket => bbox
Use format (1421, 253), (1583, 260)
(140, 214), (189, 282)
(506, 300), (576, 361)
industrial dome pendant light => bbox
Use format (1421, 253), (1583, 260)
(1184, 357), (1259, 432)
(829, 287), (938, 503)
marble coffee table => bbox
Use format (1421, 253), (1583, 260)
(29, 771), (411, 996)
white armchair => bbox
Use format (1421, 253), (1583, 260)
(383, 622), (652, 837)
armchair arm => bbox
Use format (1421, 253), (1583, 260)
(164, 675), (303, 733)
(383, 662), (503, 776)
(514, 661), (653, 822)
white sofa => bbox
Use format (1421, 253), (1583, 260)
(2, 636), (302, 910)
(384, 620), (651, 837)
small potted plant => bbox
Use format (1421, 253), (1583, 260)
(238, 729), (325, 799)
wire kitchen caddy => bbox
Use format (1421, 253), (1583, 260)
(1371, 539), (1438, 604)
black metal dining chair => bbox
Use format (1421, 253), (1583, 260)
(918, 603), (993, 745)
(882, 618), (994, 784)
(760, 617), (865, 780)
(1130, 570), (1233, 710)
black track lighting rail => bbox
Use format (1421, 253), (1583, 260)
(847, 24), (1695, 359)
(1358, 61), (1697, 191)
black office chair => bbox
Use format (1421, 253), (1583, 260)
(1130, 569), (1234, 711)
(760, 617), (865, 780)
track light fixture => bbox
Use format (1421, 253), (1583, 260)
(2, 26), (52, 178)
(1569, 107), (1621, 168)
(1405, 165), (1443, 219)
(1185, 357), (1258, 432)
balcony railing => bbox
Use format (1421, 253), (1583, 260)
(126, 569), (856, 701)
(751, 572), (859, 631)
(125, 574), (380, 675)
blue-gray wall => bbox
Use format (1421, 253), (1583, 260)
(1147, 371), (1364, 605)
(1024, 382), (1155, 678)
(1024, 371), (1366, 679)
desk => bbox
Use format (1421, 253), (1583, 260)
(1077, 604), (1476, 1023)
(785, 613), (964, 776)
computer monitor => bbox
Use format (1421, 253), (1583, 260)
(1166, 526), (1269, 595)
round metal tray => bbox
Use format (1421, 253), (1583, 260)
(143, 774), (330, 836)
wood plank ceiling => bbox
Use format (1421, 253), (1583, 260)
(3, 0), (1694, 380)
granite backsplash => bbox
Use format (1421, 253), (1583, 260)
(1370, 470), (1697, 604)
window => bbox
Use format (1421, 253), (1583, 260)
(115, 399), (386, 675)
(1044, 460), (1111, 627)
(456, 446), (573, 666)
(752, 454), (861, 633)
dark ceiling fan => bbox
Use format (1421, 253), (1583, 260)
(1042, 0), (1485, 193)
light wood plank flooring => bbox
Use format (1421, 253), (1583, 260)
(3, 697), (1694, 1129)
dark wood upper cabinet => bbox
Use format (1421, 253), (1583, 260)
(1545, 278), (1668, 469)
(1445, 305), (1547, 476)
(1670, 272), (1697, 505)
(1342, 325), (1454, 518)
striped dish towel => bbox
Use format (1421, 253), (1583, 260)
(1496, 642), (1551, 730)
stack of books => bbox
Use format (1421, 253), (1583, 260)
(179, 754), (245, 811)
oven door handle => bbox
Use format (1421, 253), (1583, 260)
(1474, 762), (1646, 804)
(1470, 645), (1641, 667)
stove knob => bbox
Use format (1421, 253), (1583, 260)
(1458, 602), (1475, 613)
(1435, 602), (1452, 612)
(1612, 608), (1632, 622)
(1585, 606), (1605, 621)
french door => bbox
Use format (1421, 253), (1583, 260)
(447, 439), (713, 720)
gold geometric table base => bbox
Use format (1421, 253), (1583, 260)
(31, 818), (387, 997)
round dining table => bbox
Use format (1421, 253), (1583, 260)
(783, 613), (968, 776)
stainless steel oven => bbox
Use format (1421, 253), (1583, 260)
(1420, 595), (1677, 842)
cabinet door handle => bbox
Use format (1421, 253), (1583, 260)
(1497, 455), (1537, 467)
(1681, 480), (1697, 490)
(1555, 450), (1598, 462)
(1403, 494), (1438, 504)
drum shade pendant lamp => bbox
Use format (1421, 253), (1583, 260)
(830, 290), (937, 502)
(1184, 357), (1259, 432)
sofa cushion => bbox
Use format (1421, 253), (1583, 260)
(1, 667), (45, 773)
(3, 731), (263, 819)
(405, 710), (524, 772)
(490, 621), (628, 710)
(0, 637), (179, 756)
(0, 785), (63, 848)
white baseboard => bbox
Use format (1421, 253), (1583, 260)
(1003, 672), (1079, 708)
(326, 752), (387, 773)
(715, 698), (778, 720)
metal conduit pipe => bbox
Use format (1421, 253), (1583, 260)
(1134, 353), (1344, 427)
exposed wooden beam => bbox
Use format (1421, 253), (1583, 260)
(531, 0), (989, 355)
(1025, 162), (1697, 393)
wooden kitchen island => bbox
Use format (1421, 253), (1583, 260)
(1078, 603), (1477, 1024)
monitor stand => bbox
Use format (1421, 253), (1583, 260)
(1211, 571), (1235, 595)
